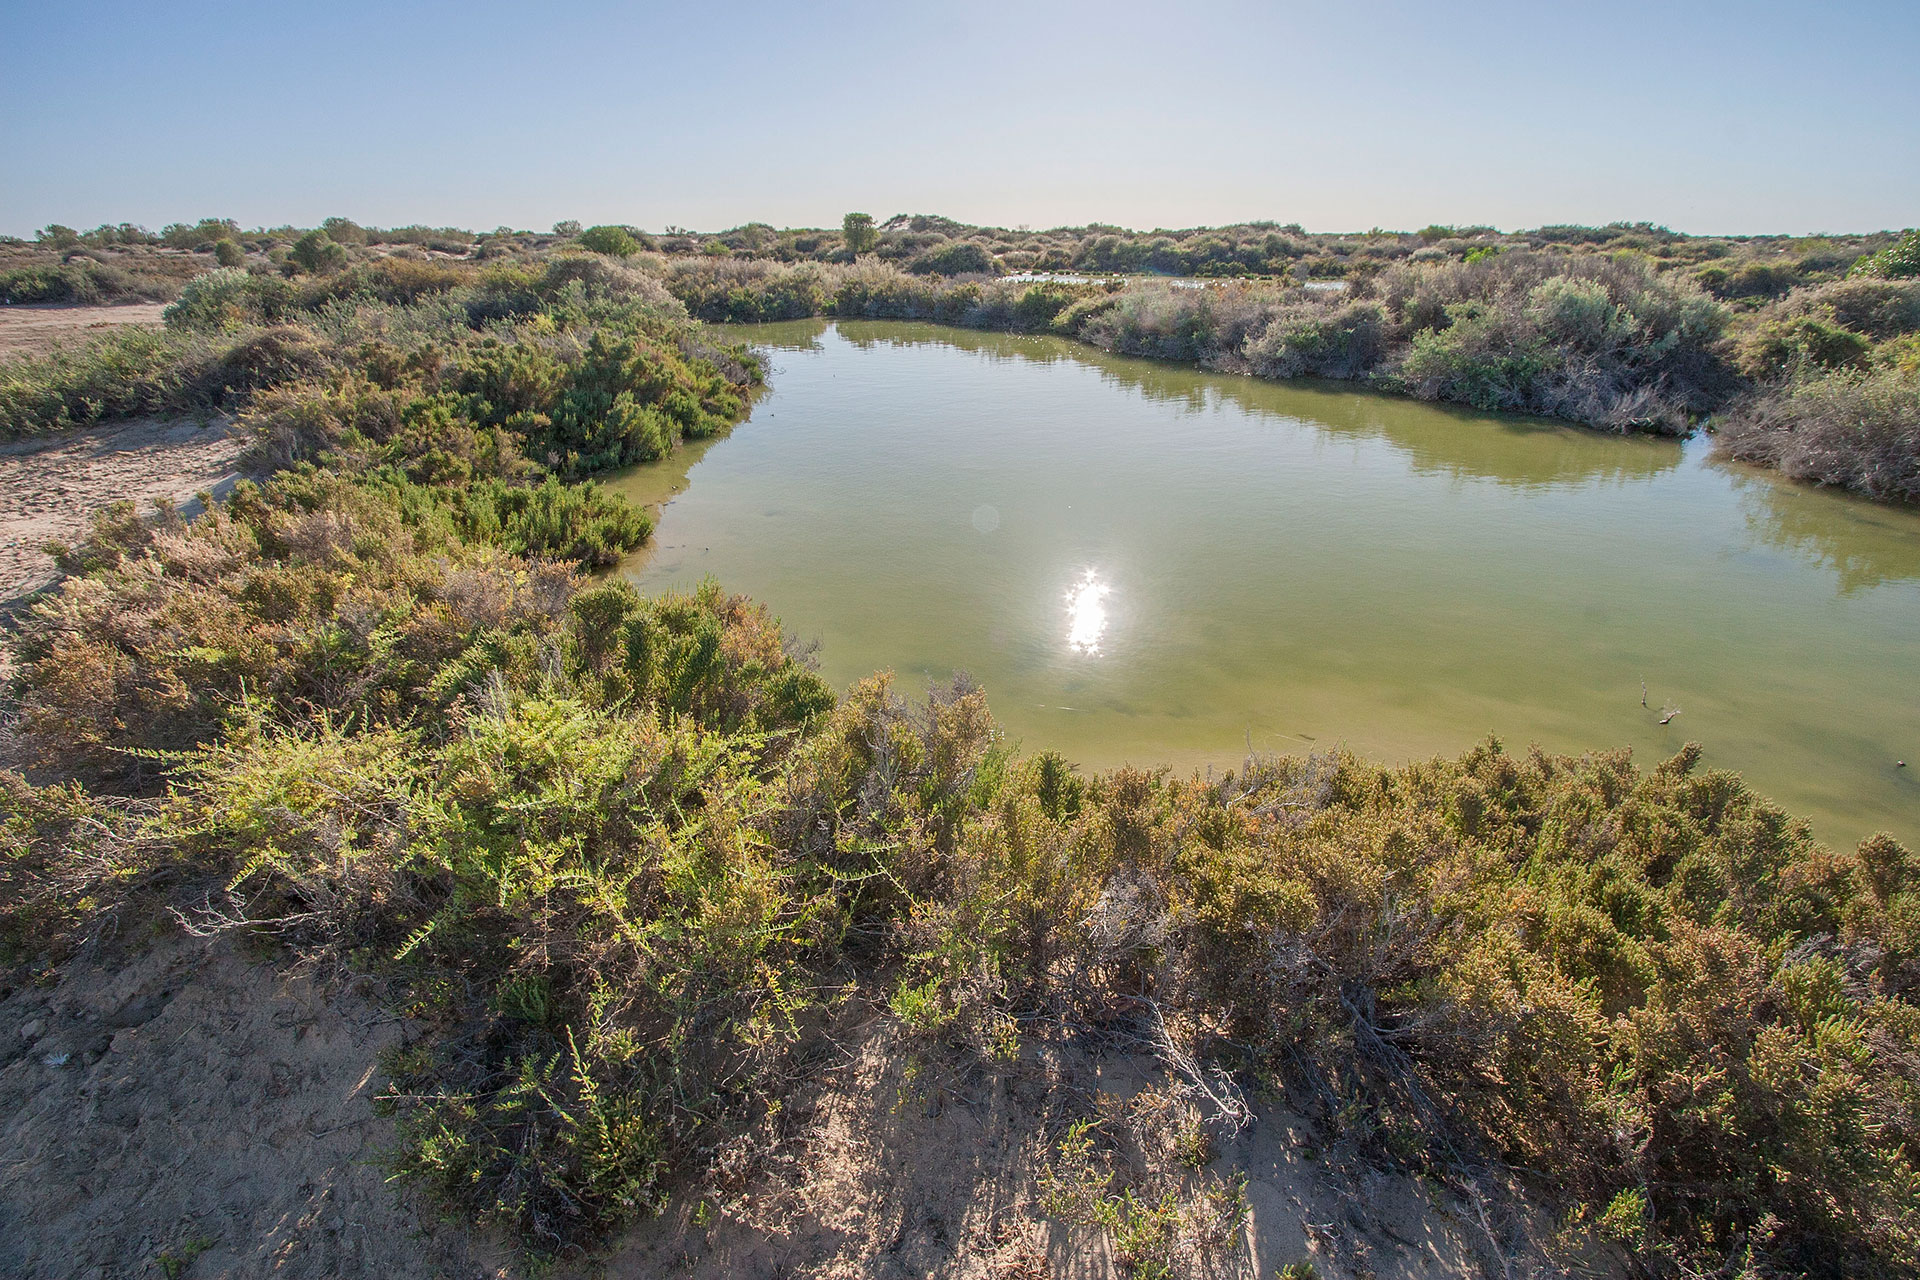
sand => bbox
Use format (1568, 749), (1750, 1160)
(0, 303), (172, 361)
(0, 418), (247, 608)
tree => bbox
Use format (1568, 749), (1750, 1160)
(320, 216), (368, 246)
(36, 224), (79, 250)
(553, 220), (583, 237)
(842, 211), (879, 256)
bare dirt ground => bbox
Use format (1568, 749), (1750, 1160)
(604, 1022), (1493, 1280)
(0, 303), (172, 360)
(0, 418), (248, 608)
(0, 937), (505, 1280)
(0, 939), (1504, 1280)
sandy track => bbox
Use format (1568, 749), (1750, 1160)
(0, 937), (500, 1280)
(0, 417), (248, 607)
(0, 303), (172, 359)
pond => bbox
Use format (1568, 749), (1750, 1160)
(612, 319), (1920, 849)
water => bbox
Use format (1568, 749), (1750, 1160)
(613, 319), (1920, 849)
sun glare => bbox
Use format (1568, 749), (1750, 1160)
(1065, 569), (1111, 654)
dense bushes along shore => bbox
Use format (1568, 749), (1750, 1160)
(1, 239), (1917, 1277)
(6, 217), (1918, 501)
(656, 245), (1919, 500)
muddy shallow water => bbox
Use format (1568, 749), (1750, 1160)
(614, 319), (1920, 849)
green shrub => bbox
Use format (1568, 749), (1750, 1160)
(576, 226), (641, 257)
(289, 230), (348, 275)
(1852, 229), (1920, 280)
(162, 267), (255, 330)
(1800, 278), (1920, 339)
(1245, 302), (1389, 378)
(1735, 313), (1873, 380)
(0, 325), (230, 438)
(456, 476), (651, 568)
(908, 240), (997, 276)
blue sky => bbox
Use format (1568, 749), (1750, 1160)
(3, 0), (1914, 237)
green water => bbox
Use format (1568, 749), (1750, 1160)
(613, 319), (1920, 849)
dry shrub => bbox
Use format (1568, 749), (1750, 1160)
(1716, 368), (1920, 502)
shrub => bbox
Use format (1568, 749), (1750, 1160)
(1735, 313), (1873, 381)
(1716, 367), (1920, 502)
(455, 476), (651, 568)
(1852, 229), (1920, 280)
(908, 240), (997, 276)
(0, 326), (229, 438)
(289, 230), (348, 275)
(1796, 278), (1920, 340)
(842, 211), (879, 256)
(1244, 301), (1389, 378)
(163, 267), (256, 330)
(576, 225), (641, 257)
(1401, 302), (1549, 412)
(1697, 259), (1800, 299)
(0, 257), (189, 305)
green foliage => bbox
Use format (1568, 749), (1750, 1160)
(842, 211), (879, 256)
(163, 266), (255, 330)
(289, 229), (348, 275)
(1852, 229), (1920, 280)
(1735, 313), (1872, 380)
(908, 240), (997, 276)
(1402, 302), (1551, 411)
(576, 225), (642, 257)
(0, 324), (230, 438)
(0, 255), (191, 305)
(156, 1233), (217, 1279)
(455, 476), (651, 568)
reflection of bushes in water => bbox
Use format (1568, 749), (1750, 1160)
(827, 318), (1683, 491)
(667, 253), (1735, 438)
(669, 242), (1920, 504)
(1729, 466), (1920, 592)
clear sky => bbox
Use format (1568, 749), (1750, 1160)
(3, 0), (1914, 238)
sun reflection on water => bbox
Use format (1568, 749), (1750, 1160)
(1065, 570), (1111, 654)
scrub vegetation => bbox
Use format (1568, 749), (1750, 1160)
(6, 213), (1916, 501)
(1, 222), (1918, 1278)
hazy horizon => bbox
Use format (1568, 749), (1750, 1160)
(4, 0), (1914, 240)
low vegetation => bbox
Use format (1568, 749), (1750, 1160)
(6, 213), (1919, 502)
(2, 224), (1917, 1275)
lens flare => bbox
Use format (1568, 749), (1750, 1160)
(1065, 569), (1111, 654)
